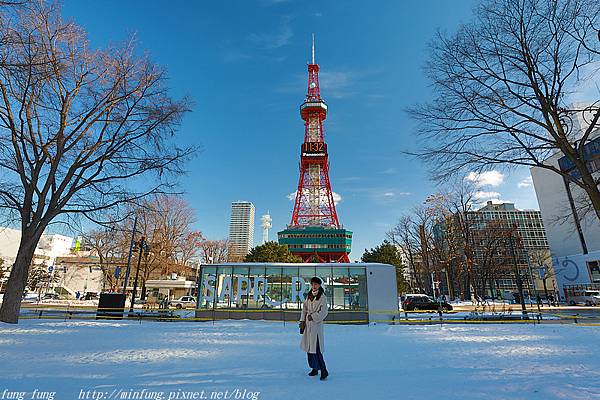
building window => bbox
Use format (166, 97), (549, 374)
(588, 261), (600, 283)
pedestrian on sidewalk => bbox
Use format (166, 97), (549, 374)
(299, 276), (329, 380)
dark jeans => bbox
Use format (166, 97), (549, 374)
(307, 337), (326, 371)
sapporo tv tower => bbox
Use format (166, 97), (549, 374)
(278, 36), (352, 262)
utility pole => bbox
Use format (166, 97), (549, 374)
(129, 236), (148, 313)
(122, 215), (138, 294)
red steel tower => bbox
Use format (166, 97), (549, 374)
(278, 36), (352, 262)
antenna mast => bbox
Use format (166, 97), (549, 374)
(311, 33), (315, 64)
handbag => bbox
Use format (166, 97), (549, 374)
(299, 320), (306, 334)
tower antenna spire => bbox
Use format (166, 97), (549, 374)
(311, 33), (315, 64)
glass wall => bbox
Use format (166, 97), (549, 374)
(247, 266), (266, 308)
(198, 265), (368, 312)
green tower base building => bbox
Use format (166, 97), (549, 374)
(278, 226), (352, 263)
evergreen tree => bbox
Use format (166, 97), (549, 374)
(361, 240), (408, 294)
(244, 242), (303, 263)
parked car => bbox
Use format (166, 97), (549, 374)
(168, 295), (197, 309)
(568, 290), (600, 306)
(22, 293), (41, 303)
(402, 294), (453, 311)
(83, 292), (99, 301)
(42, 293), (60, 300)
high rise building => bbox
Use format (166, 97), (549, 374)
(228, 201), (255, 260)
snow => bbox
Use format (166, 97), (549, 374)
(0, 319), (599, 400)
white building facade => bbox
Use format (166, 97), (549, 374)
(531, 133), (600, 301)
(0, 227), (73, 269)
(0, 227), (74, 295)
(228, 201), (255, 260)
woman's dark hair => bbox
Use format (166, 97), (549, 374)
(308, 277), (324, 301)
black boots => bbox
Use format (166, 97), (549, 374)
(308, 368), (328, 380)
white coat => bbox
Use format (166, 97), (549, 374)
(299, 292), (328, 354)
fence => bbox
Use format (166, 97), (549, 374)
(18, 303), (600, 326)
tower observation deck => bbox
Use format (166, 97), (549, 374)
(277, 36), (352, 263)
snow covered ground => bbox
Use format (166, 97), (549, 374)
(0, 320), (599, 400)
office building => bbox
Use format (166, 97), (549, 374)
(466, 201), (555, 297)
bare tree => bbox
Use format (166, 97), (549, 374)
(0, 2), (195, 323)
(411, 0), (600, 220)
(0, 259), (8, 293)
(427, 181), (482, 299)
(199, 239), (230, 264)
(175, 230), (203, 266)
(388, 215), (425, 293)
(84, 227), (128, 291)
(470, 219), (517, 298)
(26, 261), (58, 298)
(129, 195), (199, 299)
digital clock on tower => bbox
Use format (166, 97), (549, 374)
(301, 142), (327, 155)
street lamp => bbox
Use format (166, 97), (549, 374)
(122, 214), (139, 294)
(129, 236), (150, 313)
(441, 268), (452, 300)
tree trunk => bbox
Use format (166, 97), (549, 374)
(140, 281), (147, 301)
(582, 181), (600, 222)
(0, 230), (41, 324)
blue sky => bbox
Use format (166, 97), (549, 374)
(62, 0), (540, 259)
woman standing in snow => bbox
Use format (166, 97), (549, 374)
(299, 276), (329, 380)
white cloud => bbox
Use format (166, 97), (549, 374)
(248, 22), (293, 50)
(571, 60), (600, 105)
(222, 50), (251, 63)
(487, 198), (509, 204)
(465, 171), (504, 187)
(472, 198), (516, 210)
(332, 192), (342, 205)
(276, 68), (361, 99)
(518, 176), (533, 188)
(286, 191), (342, 205)
(379, 191), (411, 201)
(474, 191), (501, 200)
(318, 70), (355, 99)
